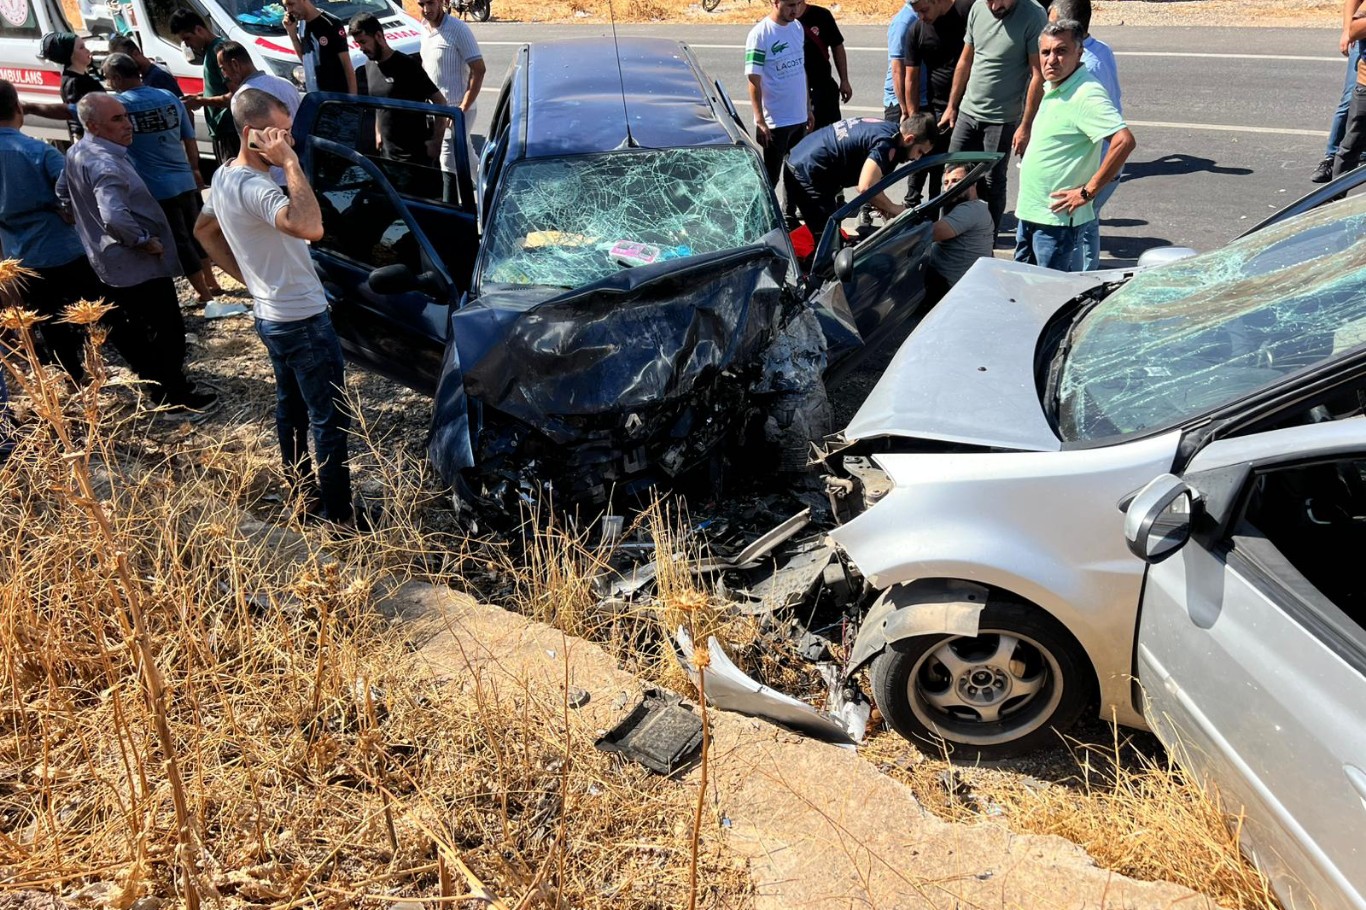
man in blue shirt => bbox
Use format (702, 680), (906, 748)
(103, 53), (222, 303)
(0, 79), (104, 380)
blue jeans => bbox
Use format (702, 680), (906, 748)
(1015, 220), (1083, 271)
(1327, 42), (1362, 159)
(1079, 176), (1121, 271)
(255, 312), (353, 522)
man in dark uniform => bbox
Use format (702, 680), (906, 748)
(785, 112), (937, 242)
(351, 12), (448, 164)
(284, 0), (358, 95)
(797, 0), (853, 129)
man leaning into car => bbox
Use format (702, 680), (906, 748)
(784, 112), (937, 242)
(1014, 19), (1133, 272)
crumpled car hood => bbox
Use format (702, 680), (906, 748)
(842, 259), (1109, 451)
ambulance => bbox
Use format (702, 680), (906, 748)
(0, 0), (425, 151)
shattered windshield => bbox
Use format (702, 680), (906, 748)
(223, 0), (392, 35)
(1057, 195), (1366, 442)
(479, 147), (781, 289)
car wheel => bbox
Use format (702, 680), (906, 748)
(869, 601), (1092, 760)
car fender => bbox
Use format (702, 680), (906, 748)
(846, 579), (989, 674)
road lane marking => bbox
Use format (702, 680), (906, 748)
(722, 100), (1330, 136)
(479, 39), (1341, 62)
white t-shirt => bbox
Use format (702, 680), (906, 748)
(744, 17), (807, 128)
(203, 164), (328, 323)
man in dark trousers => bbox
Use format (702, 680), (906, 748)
(58, 94), (213, 410)
(797, 0), (852, 129)
(785, 112), (937, 242)
(943, 0), (1048, 233)
(904, 0), (972, 209)
(350, 12), (448, 166)
(284, 0), (357, 95)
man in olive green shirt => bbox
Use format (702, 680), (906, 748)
(1014, 19), (1133, 272)
(172, 8), (239, 163)
(943, 0), (1047, 233)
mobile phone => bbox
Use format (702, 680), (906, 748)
(247, 128), (267, 151)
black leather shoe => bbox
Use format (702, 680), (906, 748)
(1312, 157), (1335, 183)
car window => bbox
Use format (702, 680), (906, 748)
(1241, 457), (1366, 621)
(312, 145), (422, 274)
(218, 0), (392, 36)
(0, 0), (43, 38)
(1057, 195), (1366, 442)
(309, 97), (451, 204)
(146, 0), (215, 44)
(479, 146), (780, 290)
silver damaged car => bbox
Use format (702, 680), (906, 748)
(819, 189), (1366, 770)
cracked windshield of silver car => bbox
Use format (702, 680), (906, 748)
(481, 147), (780, 289)
(1058, 195), (1366, 441)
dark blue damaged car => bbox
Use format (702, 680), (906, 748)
(292, 36), (997, 509)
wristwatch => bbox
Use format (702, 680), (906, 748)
(1078, 186), (1093, 201)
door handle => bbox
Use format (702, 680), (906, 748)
(1345, 764), (1366, 809)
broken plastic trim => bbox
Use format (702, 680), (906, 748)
(674, 627), (869, 746)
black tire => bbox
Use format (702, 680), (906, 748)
(869, 601), (1093, 760)
(473, 0), (492, 20)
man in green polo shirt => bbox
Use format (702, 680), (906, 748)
(1014, 19), (1133, 272)
(171, 8), (239, 164)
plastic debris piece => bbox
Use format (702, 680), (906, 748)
(595, 690), (703, 775)
(203, 301), (250, 319)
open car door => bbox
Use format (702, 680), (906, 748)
(294, 93), (479, 395)
(1125, 418), (1366, 910)
(806, 151), (1000, 377)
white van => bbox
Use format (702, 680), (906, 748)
(0, 0), (425, 151)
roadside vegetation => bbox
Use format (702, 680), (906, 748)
(2, 269), (1275, 910)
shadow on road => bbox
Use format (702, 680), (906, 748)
(1122, 154), (1253, 181)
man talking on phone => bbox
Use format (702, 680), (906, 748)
(194, 89), (358, 529)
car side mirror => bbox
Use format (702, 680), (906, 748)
(1124, 474), (1198, 563)
(367, 263), (445, 296)
(833, 247), (855, 284)
(1136, 246), (1198, 269)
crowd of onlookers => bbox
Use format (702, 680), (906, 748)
(0, 1), (485, 526)
(748, 0), (1132, 287)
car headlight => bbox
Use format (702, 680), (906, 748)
(264, 57), (306, 89)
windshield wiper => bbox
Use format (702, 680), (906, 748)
(1046, 299), (1099, 420)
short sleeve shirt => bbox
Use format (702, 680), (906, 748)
(745, 17), (807, 128)
(883, 2), (919, 108)
(364, 51), (439, 161)
(930, 197), (994, 283)
(905, 0), (971, 112)
(1015, 66), (1126, 226)
(116, 85), (197, 200)
(798, 4), (843, 84)
(961, 0), (1047, 123)
(787, 117), (901, 192)
(421, 13), (482, 100)
(204, 163), (327, 322)
(298, 10), (350, 93)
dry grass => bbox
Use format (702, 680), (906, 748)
(0, 278), (748, 909)
(861, 722), (1280, 910)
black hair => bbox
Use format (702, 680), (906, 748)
(217, 41), (253, 65)
(900, 110), (940, 146)
(0, 80), (19, 121)
(168, 8), (208, 34)
(103, 53), (141, 81)
(348, 12), (383, 36)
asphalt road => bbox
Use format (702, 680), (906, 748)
(462, 23), (1347, 266)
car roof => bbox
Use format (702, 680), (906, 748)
(509, 37), (745, 160)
